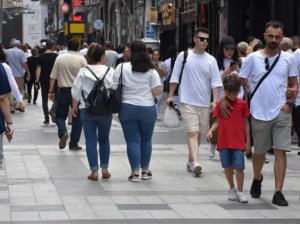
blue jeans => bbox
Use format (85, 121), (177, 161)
(81, 109), (112, 171)
(56, 88), (82, 147)
(119, 103), (157, 171)
(219, 149), (245, 169)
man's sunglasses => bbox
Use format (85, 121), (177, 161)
(195, 36), (209, 42)
(265, 58), (269, 70)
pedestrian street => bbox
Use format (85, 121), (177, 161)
(0, 98), (300, 224)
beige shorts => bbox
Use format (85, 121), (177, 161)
(251, 111), (292, 154)
(180, 103), (210, 134)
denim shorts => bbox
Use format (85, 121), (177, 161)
(219, 149), (245, 169)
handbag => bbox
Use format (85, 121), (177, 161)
(109, 63), (123, 114)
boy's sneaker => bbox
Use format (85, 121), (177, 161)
(237, 191), (248, 203)
(141, 170), (152, 180)
(272, 191), (288, 206)
(228, 188), (237, 201)
(128, 174), (140, 182)
(191, 162), (202, 176)
(250, 174), (263, 198)
(186, 161), (192, 172)
(209, 144), (216, 158)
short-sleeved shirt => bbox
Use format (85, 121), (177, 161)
(5, 47), (27, 78)
(0, 64), (11, 134)
(239, 50), (298, 121)
(293, 49), (300, 106)
(170, 50), (223, 107)
(36, 52), (58, 84)
(112, 62), (161, 107)
(213, 99), (249, 150)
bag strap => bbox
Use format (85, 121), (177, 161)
(249, 51), (281, 103)
(178, 50), (188, 86)
(118, 63), (123, 85)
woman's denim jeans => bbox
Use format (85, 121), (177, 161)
(119, 103), (157, 171)
(80, 109), (112, 171)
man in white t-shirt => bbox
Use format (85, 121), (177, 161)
(166, 27), (223, 176)
(238, 21), (299, 206)
(104, 42), (118, 68)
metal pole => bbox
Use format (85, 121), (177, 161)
(0, 0), (3, 44)
(56, 0), (59, 42)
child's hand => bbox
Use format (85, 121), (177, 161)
(245, 142), (251, 155)
(207, 131), (212, 143)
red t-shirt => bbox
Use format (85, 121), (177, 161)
(213, 99), (249, 151)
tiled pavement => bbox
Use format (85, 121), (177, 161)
(0, 99), (300, 223)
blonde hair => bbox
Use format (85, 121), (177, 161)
(237, 41), (249, 57)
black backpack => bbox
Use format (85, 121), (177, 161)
(82, 66), (111, 116)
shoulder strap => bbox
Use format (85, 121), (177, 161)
(118, 63), (123, 84)
(85, 66), (110, 82)
(249, 51), (281, 103)
(178, 50), (188, 86)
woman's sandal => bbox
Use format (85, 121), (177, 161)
(88, 172), (98, 181)
(102, 172), (111, 179)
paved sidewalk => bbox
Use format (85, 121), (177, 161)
(0, 99), (300, 223)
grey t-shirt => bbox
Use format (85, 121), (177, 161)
(105, 50), (118, 68)
(5, 47), (27, 78)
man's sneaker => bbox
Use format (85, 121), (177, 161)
(228, 188), (237, 201)
(209, 144), (216, 158)
(186, 161), (192, 172)
(128, 174), (140, 182)
(59, 132), (69, 149)
(272, 191), (288, 206)
(191, 162), (202, 176)
(237, 191), (248, 203)
(69, 145), (82, 151)
(141, 170), (152, 180)
(250, 175), (263, 198)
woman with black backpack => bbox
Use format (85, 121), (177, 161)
(71, 43), (115, 181)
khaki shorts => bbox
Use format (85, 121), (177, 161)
(180, 103), (210, 134)
(251, 111), (292, 154)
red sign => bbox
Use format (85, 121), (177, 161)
(60, 3), (70, 14)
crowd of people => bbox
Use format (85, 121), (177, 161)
(0, 20), (299, 207)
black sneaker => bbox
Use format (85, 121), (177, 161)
(272, 191), (288, 206)
(141, 170), (152, 180)
(246, 152), (252, 159)
(250, 175), (263, 198)
(43, 120), (49, 125)
(128, 174), (139, 182)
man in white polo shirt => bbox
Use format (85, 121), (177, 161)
(167, 27), (222, 176)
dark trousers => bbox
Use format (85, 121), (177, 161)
(292, 106), (300, 147)
(26, 80), (38, 103)
(56, 88), (82, 147)
(41, 82), (50, 121)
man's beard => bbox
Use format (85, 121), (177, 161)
(268, 42), (279, 49)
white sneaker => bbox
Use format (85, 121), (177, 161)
(228, 188), (237, 201)
(186, 161), (192, 172)
(237, 191), (248, 203)
(191, 162), (202, 176)
(209, 144), (216, 158)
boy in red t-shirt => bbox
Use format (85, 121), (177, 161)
(207, 75), (251, 203)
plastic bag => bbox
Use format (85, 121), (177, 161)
(163, 106), (180, 128)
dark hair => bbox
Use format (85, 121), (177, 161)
(265, 21), (284, 32)
(253, 42), (265, 52)
(86, 43), (105, 65)
(31, 48), (38, 57)
(223, 75), (241, 93)
(130, 40), (154, 73)
(246, 36), (256, 44)
(0, 47), (6, 63)
(46, 40), (55, 50)
(104, 41), (114, 50)
(194, 27), (209, 36)
(67, 39), (80, 51)
(216, 36), (239, 70)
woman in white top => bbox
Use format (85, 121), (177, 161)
(112, 40), (162, 182)
(71, 43), (115, 181)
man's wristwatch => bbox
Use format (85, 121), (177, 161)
(285, 101), (296, 109)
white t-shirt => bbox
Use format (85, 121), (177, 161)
(170, 50), (223, 107)
(112, 62), (161, 107)
(240, 50), (298, 121)
(72, 65), (115, 109)
(105, 50), (118, 68)
(293, 49), (300, 106)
